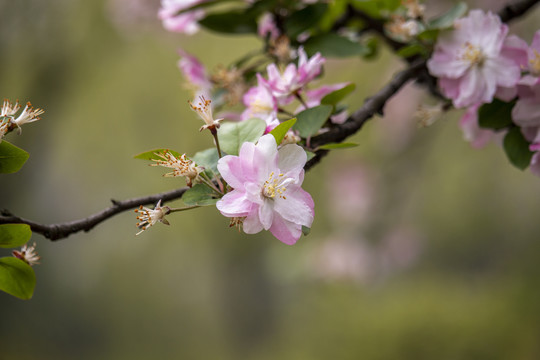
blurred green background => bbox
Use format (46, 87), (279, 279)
(1, 0), (540, 359)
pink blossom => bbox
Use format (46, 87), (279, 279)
(216, 134), (314, 245)
(241, 74), (280, 129)
(512, 81), (540, 150)
(459, 104), (498, 148)
(529, 152), (540, 177)
(295, 83), (351, 124)
(258, 13), (279, 41)
(264, 47), (325, 102)
(158, 0), (206, 34)
(177, 48), (212, 94)
(427, 10), (521, 108)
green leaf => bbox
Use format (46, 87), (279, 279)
(218, 118), (266, 156)
(351, 0), (401, 18)
(0, 140), (29, 174)
(199, 11), (257, 34)
(428, 2), (467, 29)
(293, 105), (333, 138)
(302, 226), (311, 236)
(318, 142), (358, 150)
(192, 148), (220, 175)
(269, 118), (297, 145)
(396, 43), (426, 58)
(503, 127), (534, 170)
(0, 224), (32, 248)
(318, 0), (348, 31)
(175, 0), (242, 15)
(321, 83), (356, 106)
(303, 33), (371, 58)
(285, 3), (328, 38)
(305, 151), (316, 162)
(417, 28), (440, 42)
(182, 184), (220, 206)
(134, 149), (182, 161)
(0, 257), (36, 300)
(478, 99), (515, 130)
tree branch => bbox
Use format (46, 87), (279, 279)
(1, 187), (189, 241)
(305, 59), (426, 170)
(498, 0), (540, 23)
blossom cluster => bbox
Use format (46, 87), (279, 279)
(427, 10), (540, 176)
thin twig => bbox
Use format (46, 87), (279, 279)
(1, 187), (189, 241)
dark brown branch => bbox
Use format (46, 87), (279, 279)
(305, 59), (426, 170)
(498, 0), (540, 23)
(1, 0), (538, 241)
(1, 187), (189, 241)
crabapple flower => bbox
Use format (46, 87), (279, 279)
(427, 10), (521, 108)
(0, 100), (43, 141)
(13, 102), (44, 128)
(177, 48), (212, 98)
(258, 13), (279, 41)
(264, 47), (325, 102)
(459, 104), (499, 148)
(150, 151), (203, 187)
(1, 99), (20, 117)
(527, 31), (540, 78)
(241, 74), (279, 129)
(512, 82), (540, 150)
(295, 83), (351, 124)
(12, 242), (40, 266)
(158, 0), (206, 34)
(134, 200), (171, 235)
(189, 95), (223, 131)
(216, 134), (314, 245)
(530, 152), (540, 177)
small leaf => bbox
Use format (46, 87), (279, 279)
(396, 43), (426, 58)
(428, 2), (467, 29)
(503, 127), (534, 170)
(293, 105), (333, 138)
(199, 11), (257, 34)
(318, 142), (358, 150)
(417, 29), (440, 42)
(305, 151), (316, 162)
(303, 33), (371, 58)
(302, 226), (311, 236)
(182, 184), (220, 206)
(134, 149), (182, 161)
(321, 83), (356, 106)
(351, 0), (401, 18)
(0, 224), (32, 248)
(478, 99), (514, 130)
(0, 140), (29, 174)
(269, 118), (297, 145)
(285, 3), (328, 38)
(0, 257), (36, 300)
(192, 148), (220, 175)
(218, 118), (266, 156)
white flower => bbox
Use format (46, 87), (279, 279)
(189, 95), (223, 132)
(12, 242), (41, 266)
(150, 151), (203, 187)
(13, 102), (44, 127)
(134, 200), (171, 235)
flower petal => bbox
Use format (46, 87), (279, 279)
(269, 213), (302, 245)
(216, 190), (253, 217)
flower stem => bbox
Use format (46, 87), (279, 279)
(211, 128), (223, 158)
(168, 205), (200, 213)
(294, 91), (308, 109)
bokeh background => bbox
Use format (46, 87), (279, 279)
(2, 0), (540, 359)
